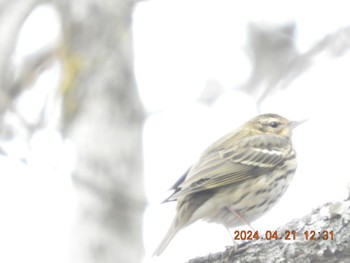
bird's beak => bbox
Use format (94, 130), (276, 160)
(289, 119), (308, 129)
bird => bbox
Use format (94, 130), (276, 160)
(153, 113), (304, 256)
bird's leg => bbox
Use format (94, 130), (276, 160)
(227, 207), (255, 232)
(225, 227), (239, 251)
(224, 207), (256, 251)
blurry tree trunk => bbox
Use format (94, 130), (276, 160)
(55, 1), (145, 263)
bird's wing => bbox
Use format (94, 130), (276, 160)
(168, 134), (292, 201)
(162, 166), (191, 203)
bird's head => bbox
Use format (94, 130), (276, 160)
(244, 113), (305, 138)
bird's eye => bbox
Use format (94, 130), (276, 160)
(269, 121), (279, 128)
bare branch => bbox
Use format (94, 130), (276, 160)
(0, 0), (44, 112)
(189, 198), (350, 263)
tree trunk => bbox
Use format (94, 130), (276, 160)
(55, 1), (145, 262)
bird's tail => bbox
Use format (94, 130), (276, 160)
(153, 218), (181, 256)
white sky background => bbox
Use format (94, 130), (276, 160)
(133, 1), (350, 262)
(2, 1), (350, 263)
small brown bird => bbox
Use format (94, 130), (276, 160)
(154, 113), (304, 256)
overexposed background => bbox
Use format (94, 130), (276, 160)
(1, 1), (350, 263)
(134, 1), (350, 262)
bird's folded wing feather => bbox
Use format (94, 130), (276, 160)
(169, 134), (291, 200)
